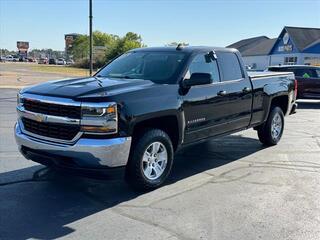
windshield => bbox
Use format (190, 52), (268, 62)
(96, 51), (186, 84)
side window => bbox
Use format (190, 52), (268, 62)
(218, 52), (243, 81)
(185, 54), (220, 82)
(294, 69), (316, 78)
(315, 69), (320, 78)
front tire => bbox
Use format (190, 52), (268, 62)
(125, 129), (174, 191)
(257, 106), (284, 146)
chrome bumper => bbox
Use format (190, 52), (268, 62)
(15, 122), (132, 168)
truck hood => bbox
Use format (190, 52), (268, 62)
(23, 77), (155, 99)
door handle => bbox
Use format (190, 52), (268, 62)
(242, 87), (251, 93)
(217, 90), (227, 96)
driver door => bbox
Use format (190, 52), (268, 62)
(182, 52), (226, 143)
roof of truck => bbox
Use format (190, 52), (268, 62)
(129, 46), (237, 53)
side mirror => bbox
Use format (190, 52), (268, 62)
(183, 73), (212, 88)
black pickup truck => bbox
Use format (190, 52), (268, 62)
(15, 46), (297, 190)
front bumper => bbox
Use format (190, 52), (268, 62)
(15, 122), (132, 169)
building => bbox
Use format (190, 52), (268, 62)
(227, 26), (320, 70)
(64, 33), (80, 56)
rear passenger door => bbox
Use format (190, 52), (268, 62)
(215, 51), (253, 132)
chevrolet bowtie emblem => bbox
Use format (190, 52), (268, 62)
(35, 114), (45, 123)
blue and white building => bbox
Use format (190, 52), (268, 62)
(228, 26), (320, 71)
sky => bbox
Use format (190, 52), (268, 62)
(0, 0), (319, 51)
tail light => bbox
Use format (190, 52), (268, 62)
(294, 79), (298, 98)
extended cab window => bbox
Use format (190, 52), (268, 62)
(218, 52), (243, 81)
(185, 54), (220, 82)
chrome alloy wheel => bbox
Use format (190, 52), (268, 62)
(271, 112), (282, 140)
(142, 142), (168, 180)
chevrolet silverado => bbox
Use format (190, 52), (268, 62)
(15, 46), (297, 190)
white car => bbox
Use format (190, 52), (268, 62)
(66, 59), (74, 65)
(56, 58), (66, 65)
(5, 55), (14, 61)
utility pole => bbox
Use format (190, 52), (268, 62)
(89, 0), (93, 76)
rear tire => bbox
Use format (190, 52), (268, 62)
(257, 106), (284, 146)
(125, 129), (174, 191)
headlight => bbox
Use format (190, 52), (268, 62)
(81, 102), (117, 134)
(17, 92), (23, 107)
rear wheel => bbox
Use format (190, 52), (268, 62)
(257, 106), (284, 146)
(125, 129), (173, 191)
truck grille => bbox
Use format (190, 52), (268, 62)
(23, 99), (81, 119)
(22, 118), (80, 141)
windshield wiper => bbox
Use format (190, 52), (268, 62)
(107, 75), (135, 79)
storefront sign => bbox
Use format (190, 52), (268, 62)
(278, 45), (293, 52)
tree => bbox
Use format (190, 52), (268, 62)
(71, 35), (89, 60)
(71, 31), (145, 68)
(0, 49), (16, 57)
(105, 32), (144, 62)
(28, 49), (64, 59)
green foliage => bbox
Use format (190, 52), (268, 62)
(105, 32), (143, 61)
(28, 49), (64, 59)
(0, 49), (16, 56)
(71, 31), (145, 69)
(71, 35), (89, 60)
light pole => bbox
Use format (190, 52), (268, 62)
(89, 0), (93, 76)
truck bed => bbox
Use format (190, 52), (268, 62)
(248, 71), (293, 79)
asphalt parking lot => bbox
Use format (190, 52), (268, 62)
(0, 87), (320, 240)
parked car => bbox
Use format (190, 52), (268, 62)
(268, 65), (320, 99)
(66, 59), (74, 65)
(27, 58), (36, 63)
(56, 58), (66, 65)
(15, 46), (297, 190)
(38, 58), (48, 64)
(49, 58), (57, 65)
(0, 56), (6, 62)
(12, 55), (20, 62)
(5, 55), (14, 61)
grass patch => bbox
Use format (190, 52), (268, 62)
(31, 65), (92, 77)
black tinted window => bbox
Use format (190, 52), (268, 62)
(268, 67), (291, 72)
(294, 69), (317, 78)
(218, 52), (243, 81)
(186, 54), (220, 82)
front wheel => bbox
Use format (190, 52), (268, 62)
(257, 106), (284, 146)
(125, 129), (174, 191)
